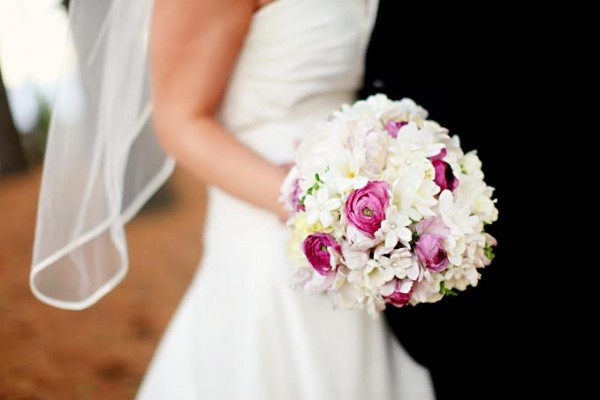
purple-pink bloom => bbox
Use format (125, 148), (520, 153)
(303, 233), (341, 276)
(385, 120), (408, 138)
(344, 181), (389, 238)
(429, 148), (459, 192)
(291, 178), (305, 212)
(416, 216), (450, 237)
(415, 234), (449, 272)
(383, 279), (413, 307)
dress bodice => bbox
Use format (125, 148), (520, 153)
(219, 0), (378, 136)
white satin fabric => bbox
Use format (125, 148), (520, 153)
(137, 1), (435, 399)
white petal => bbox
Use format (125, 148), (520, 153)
(342, 243), (369, 270)
(398, 227), (412, 242)
(385, 232), (398, 249)
(326, 198), (342, 210)
(320, 211), (334, 228)
(304, 272), (335, 294)
(374, 244), (392, 259)
(379, 280), (396, 296)
(407, 263), (420, 281)
(398, 279), (414, 294)
(305, 211), (318, 225)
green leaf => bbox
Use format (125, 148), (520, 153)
(412, 230), (419, 242)
(439, 281), (458, 297)
(484, 245), (495, 261)
(300, 180), (321, 206)
(315, 173), (324, 183)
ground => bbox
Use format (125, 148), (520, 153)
(0, 167), (206, 399)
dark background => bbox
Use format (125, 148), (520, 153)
(361, 1), (527, 398)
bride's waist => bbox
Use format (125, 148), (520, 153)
(234, 91), (355, 164)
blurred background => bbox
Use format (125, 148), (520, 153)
(0, 1), (206, 398)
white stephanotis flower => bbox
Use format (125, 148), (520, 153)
(341, 242), (369, 270)
(304, 271), (336, 294)
(297, 118), (362, 180)
(363, 94), (397, 121)
(330, 271), (365, 310)
(335, 100), (382, 129)
(379, 206), (412, 249)
(390, 177), (439, 221)
(303, 188), (341, 228)
(346, 224), (384, 250)
(410, 269), (443, 304)
(364, 294), (386, 316)
(460, 150), (484, 180)
(385, 141), (439, 221)
(444, 234), (467, 266)
(290, 264), (313, 288)
(378, 248), (420, 281)
(336, 95), (429, 132)
(464, 240), (487, 269)
(361, 260), (395, 292)
(310, 120), (381, 195)
(438, 190), (479, 236)
(323, 168), (369, 196)
(443, 263), (479, 291)
(367, 95), (429, 125)
(453, 175), (498, 224)
(386, 140), (433, 176)
(379, 278), (413, 298)
(434, 132), (463, 164)
(395, 122), (444, 156)
(461, 233), (495, 270)
(472, 195), (498, 225)
(348, 260), (394, 293)
(391, 97), (429, 123)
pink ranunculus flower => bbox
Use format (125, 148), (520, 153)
(302, 233), (341, 276)
(429, 148), (459, 192)
(415, 216), (450, 272)
(416, 216), (450, 237)
(385, 120), (408, 138)
(344, 180), (389, 238)
(382, 278), (414, 307)
(415, 234), (449, 272)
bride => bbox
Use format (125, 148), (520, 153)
(31, 0), (434, 398)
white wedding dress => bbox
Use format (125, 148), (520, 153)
(137, 0), (434, 398)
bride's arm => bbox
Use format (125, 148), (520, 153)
(151, 0), (287, 219)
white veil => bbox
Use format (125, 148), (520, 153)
(30, 0), (174, 310)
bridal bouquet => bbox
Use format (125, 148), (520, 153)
(280, 95), (498, 316)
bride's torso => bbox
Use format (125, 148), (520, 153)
(204, 0), (378, 272)
(219, 0), (377, 162)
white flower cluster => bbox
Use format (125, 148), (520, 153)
(281, 95), (498, 316)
